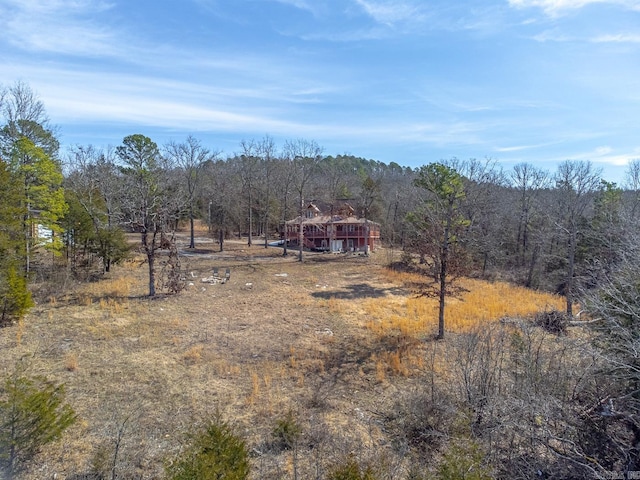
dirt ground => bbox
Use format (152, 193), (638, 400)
(1, 231), (430, 479)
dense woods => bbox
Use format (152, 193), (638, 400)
(2, 82), (640, 478)
(59, 139), (640, 302)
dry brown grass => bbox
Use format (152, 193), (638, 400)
(361, 270), (568, 381)
(0, 234), (577, 479)
(182, 344), (204, 364)
(64, 352), (79, 372)
(369, 272), (566, 337)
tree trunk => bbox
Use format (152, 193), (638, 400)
(189, 205), (195, 249)
(148, 252), (156, 297)
(298, 217), (303, 262)
(142, 230), (156, 297)
(565, 228), (577, 316)
(525, 243), (539, 288)
(248, 191), (253, 247)
(298, 195), (304, 262)
(283, 223), (288, 256)
(437, 214), (452, 340)
(438, 246), (447, 340)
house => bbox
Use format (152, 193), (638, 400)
(284, 202), (381, 253)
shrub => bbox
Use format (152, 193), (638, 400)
(0, 263), (33, 327)
(438, 439), (493, 480)
(0, 372), (77, 477)
(534, 309), (568, 334)
(271, 409), (302, 452)
(165, 414), (249, 480)
(385, 390), (451, 455)
(327, 455), (378, 480)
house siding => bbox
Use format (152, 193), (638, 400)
(284, 203), (381, 252)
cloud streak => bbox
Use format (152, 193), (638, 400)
(508, 0), (640, 16)
(592, 33), (640, 42)
(353, 0), (427, 27)
(272, 0), (322, 15)
(0, 0), (119, 56)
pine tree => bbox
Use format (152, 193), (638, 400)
(0, 372), (76, 477)
(165, 415), (250, 480)
(9, 136), (67, 272)
(117, 134), (180, 296)
(63, 189), (130, 274)
(0, 159), (31, 326)
(408, 162), (469, 339)
(1, 83), (66, 273)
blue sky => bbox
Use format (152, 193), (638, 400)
(1, 0), (639, 182)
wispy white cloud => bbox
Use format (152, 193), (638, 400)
(589, 147), (640, 167)
(495, 140), (564, 152)
(549, 145), (640, 167)
(0, 0), (637, 177)
(299, 26), (390, 41)
(0, 60), (343, 138)
(272, 0), (322, 15)
(42, 82), (308, 135)
(0, 0), (119, 56)
(2, 59), (494, 154)
(591, 33), (640, 42)
(508, 0), (640, 16)
(532, 29), (575, 42)
(595, 146), (613, 155)
(530, 28), (640, 44)
(496, 145), (537, 152)
(353, 0), (427, 27)
(281, 2), (510, 42)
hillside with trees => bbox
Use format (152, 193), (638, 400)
(1, 81), (640, 479)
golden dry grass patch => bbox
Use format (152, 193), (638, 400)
(368, 273), (566, 337)
(446, 278), (566, 331)
(82, 275), (135, 299)
(363, 272), (567, 379)
(64, 352), (79, 372)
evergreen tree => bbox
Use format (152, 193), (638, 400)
(117, 134), (181, 296)
(0, 372), (76, 477)
(1, 82), (66, 273)
(408, 162), (469, 339)
(63, 185), (130, 274)
(9, 136), (67, 269)
(0, 159), (31, 326)
(165, 415), (250, 480)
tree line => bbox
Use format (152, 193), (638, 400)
(2, 81), (640, 323)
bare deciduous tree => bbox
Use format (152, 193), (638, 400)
(283, 139), (323, 262)
(164, 135), (217, 249)
(511, 163), (550, 269)
(553, 160), (601, 316)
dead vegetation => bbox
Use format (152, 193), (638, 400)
(0, 230), (608, 479)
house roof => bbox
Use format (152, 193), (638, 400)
(307, 201), (356, 216)
(286, 200), (378, 226)
(306, 203), (321, 213)
(285, 214), (379, 226)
